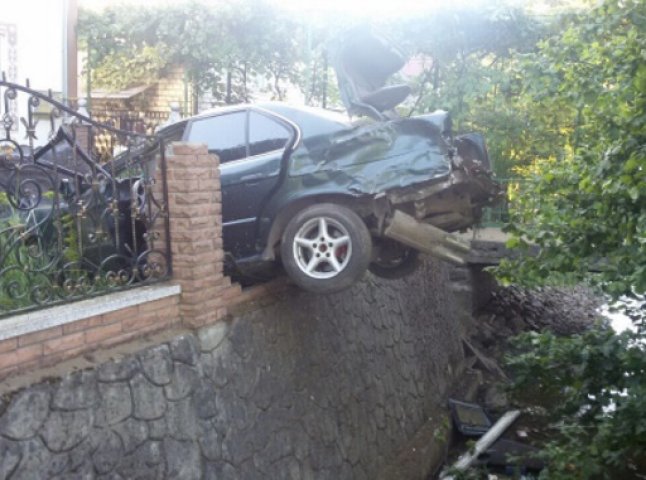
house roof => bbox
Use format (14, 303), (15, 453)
(90, 85), (151, 100)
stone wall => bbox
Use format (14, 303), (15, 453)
(0, 258), (468, 480)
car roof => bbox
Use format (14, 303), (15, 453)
(162, 102), (353, 140)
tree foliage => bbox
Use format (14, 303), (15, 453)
(496, 2), (646, 477)
(498, 0), (646, 299)
(78, 1), (311, 106)
(507, 324), (646, 479)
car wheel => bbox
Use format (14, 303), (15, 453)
(280, 203), (372, 293)
(369, 239), (420, 279)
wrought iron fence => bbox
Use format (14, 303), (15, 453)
(0, 77), (171, 318)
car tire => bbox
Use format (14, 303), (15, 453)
(369, 240), (420, 280)
(280, 203), (372, 293)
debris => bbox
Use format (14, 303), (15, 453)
(440, 409), (521, 480)
(483, 384), (509, 410)
(462, 339), (509, 380)
(472, 438), (544, 473)
(516, 429), (529, 440)
(448, 399), (492, 437)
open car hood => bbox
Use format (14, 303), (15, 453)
(331, 27), (411, 120)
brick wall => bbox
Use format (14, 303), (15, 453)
(163, 142), (241, 328)
(0, 292), (180, 379)
(147, 64), (191, 114)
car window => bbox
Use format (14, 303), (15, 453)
(187, 112), (247, 163)
(248, 112), (291, 157)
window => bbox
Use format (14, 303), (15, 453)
(188, 111), (247, 163)
(248, 112), (291, 157)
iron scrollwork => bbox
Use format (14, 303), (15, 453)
(0, 77), (171, 317)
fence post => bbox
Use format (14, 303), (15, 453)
(164, 143), (228, 328)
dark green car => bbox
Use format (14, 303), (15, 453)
(156, 29), (499, 293)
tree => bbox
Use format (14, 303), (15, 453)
(78, 1), (307, 109)
(499, 0), (645, 299)
(497, 1), (646, 477)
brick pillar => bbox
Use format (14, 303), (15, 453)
(165, 143), (229, 328)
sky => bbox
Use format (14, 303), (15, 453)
(78, 0), (488, 18)
(4, 0), (587, 22)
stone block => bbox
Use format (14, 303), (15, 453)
(0, 386), (51, 440)
(138, 345), (173, 386)
(197, 322), (229, 352)
(112, 417), (149, 454)
(169, 334), (200, 365)
(41, 409), (95, 452)
(52, 370), (100, 411)
(97, 382), (132, 426)
(130, 373), (167, 421)
(164, 363), (199, 401)
(97, 356), (140, 382)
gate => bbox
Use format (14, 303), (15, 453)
(0, 77), (171, 318)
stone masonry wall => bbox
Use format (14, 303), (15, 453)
(0, 258), (466, 480)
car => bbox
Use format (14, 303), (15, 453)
(148, 29), (499, 292)
(0, 29), (500, 296)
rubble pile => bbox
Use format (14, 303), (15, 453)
(478, 285), (601, 340)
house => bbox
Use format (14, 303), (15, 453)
(1, 0), (77, 146)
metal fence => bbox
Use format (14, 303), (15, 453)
(0, 78), (171, 318)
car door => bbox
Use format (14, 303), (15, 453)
(185, 109), (293, 257)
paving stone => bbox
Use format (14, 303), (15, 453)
(41, 409), (95, 452)
(138, 345), (173, 386)
(169, 334), (200, 365)
(130, 373), (167, 420)
(0, 386), (51, 440)
(52, 371), (100, 411)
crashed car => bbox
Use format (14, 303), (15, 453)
(152, 29), (499, 292)
(1, 29), (499, 294)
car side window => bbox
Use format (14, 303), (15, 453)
(187, 112), (247, 163)
(248, 112), (291, 157)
